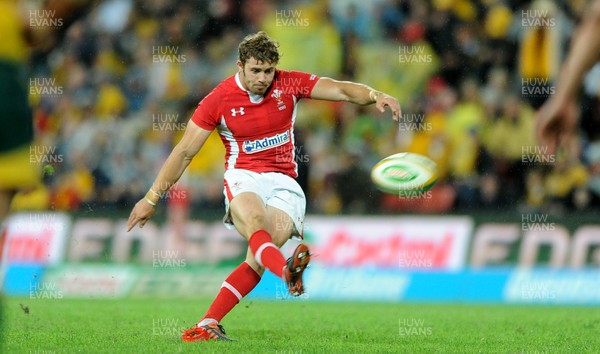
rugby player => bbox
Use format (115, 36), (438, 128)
(127, 31), (400, 342)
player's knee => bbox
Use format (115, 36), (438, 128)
(269, 219), (294, 247)
(270, 229), (292, 248)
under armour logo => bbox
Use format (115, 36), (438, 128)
(231, 107), (245, 116)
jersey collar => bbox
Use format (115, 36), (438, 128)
(235, 72), (264, 104)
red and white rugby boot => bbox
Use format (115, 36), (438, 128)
(284, 243), (311, 296)
(181, 322), (235, 342)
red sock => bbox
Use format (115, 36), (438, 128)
(202, 262), (261, 323)
(248, 230), (286, 278)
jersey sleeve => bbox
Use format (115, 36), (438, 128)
(191, 90), (220, 130)
(287, 71), (320, 99)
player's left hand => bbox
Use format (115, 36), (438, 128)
(375, 93), (402, 121)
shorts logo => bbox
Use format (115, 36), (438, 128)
(231, 107), (245, 116)
(242, 130), (290, 154)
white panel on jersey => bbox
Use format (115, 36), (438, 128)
(218, 115), (239, 169)
(290, 96), (299, 175)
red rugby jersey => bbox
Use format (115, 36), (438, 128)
(191, 70), (319, 178)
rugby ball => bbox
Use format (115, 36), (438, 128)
(370, 152), (438, 195)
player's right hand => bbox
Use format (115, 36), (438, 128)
(375, 92), (402, 121)
(127, 199), (156, 231)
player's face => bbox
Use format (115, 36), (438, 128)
(237, 58), (276, 96)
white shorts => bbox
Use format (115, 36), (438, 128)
(222, 169), (306, 238)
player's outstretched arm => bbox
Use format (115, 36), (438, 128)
(535, 0), (600, 155)
(127, 122), (212, 231)
(310, 77), (401, 120)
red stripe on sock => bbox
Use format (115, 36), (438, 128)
(248, 230), (286, 278)
(203, 262), (261, 323)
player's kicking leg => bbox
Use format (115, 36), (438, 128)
(182, 194), (310, 342)
(226, 192), (311, 297)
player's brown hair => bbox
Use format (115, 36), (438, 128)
(238, 31), (280, 65)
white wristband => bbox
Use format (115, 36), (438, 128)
(369, 90), (379, 102)
(144, 197), (157, 206)
(149, 188), (162, 198)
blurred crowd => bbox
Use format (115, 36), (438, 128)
(16, 0), (600, 216)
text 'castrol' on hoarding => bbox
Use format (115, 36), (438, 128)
(303, 216), (472, 270)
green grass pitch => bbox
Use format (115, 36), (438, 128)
(3, 297), (600, 353)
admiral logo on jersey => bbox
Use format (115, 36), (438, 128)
(242, 130), (290, 154)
